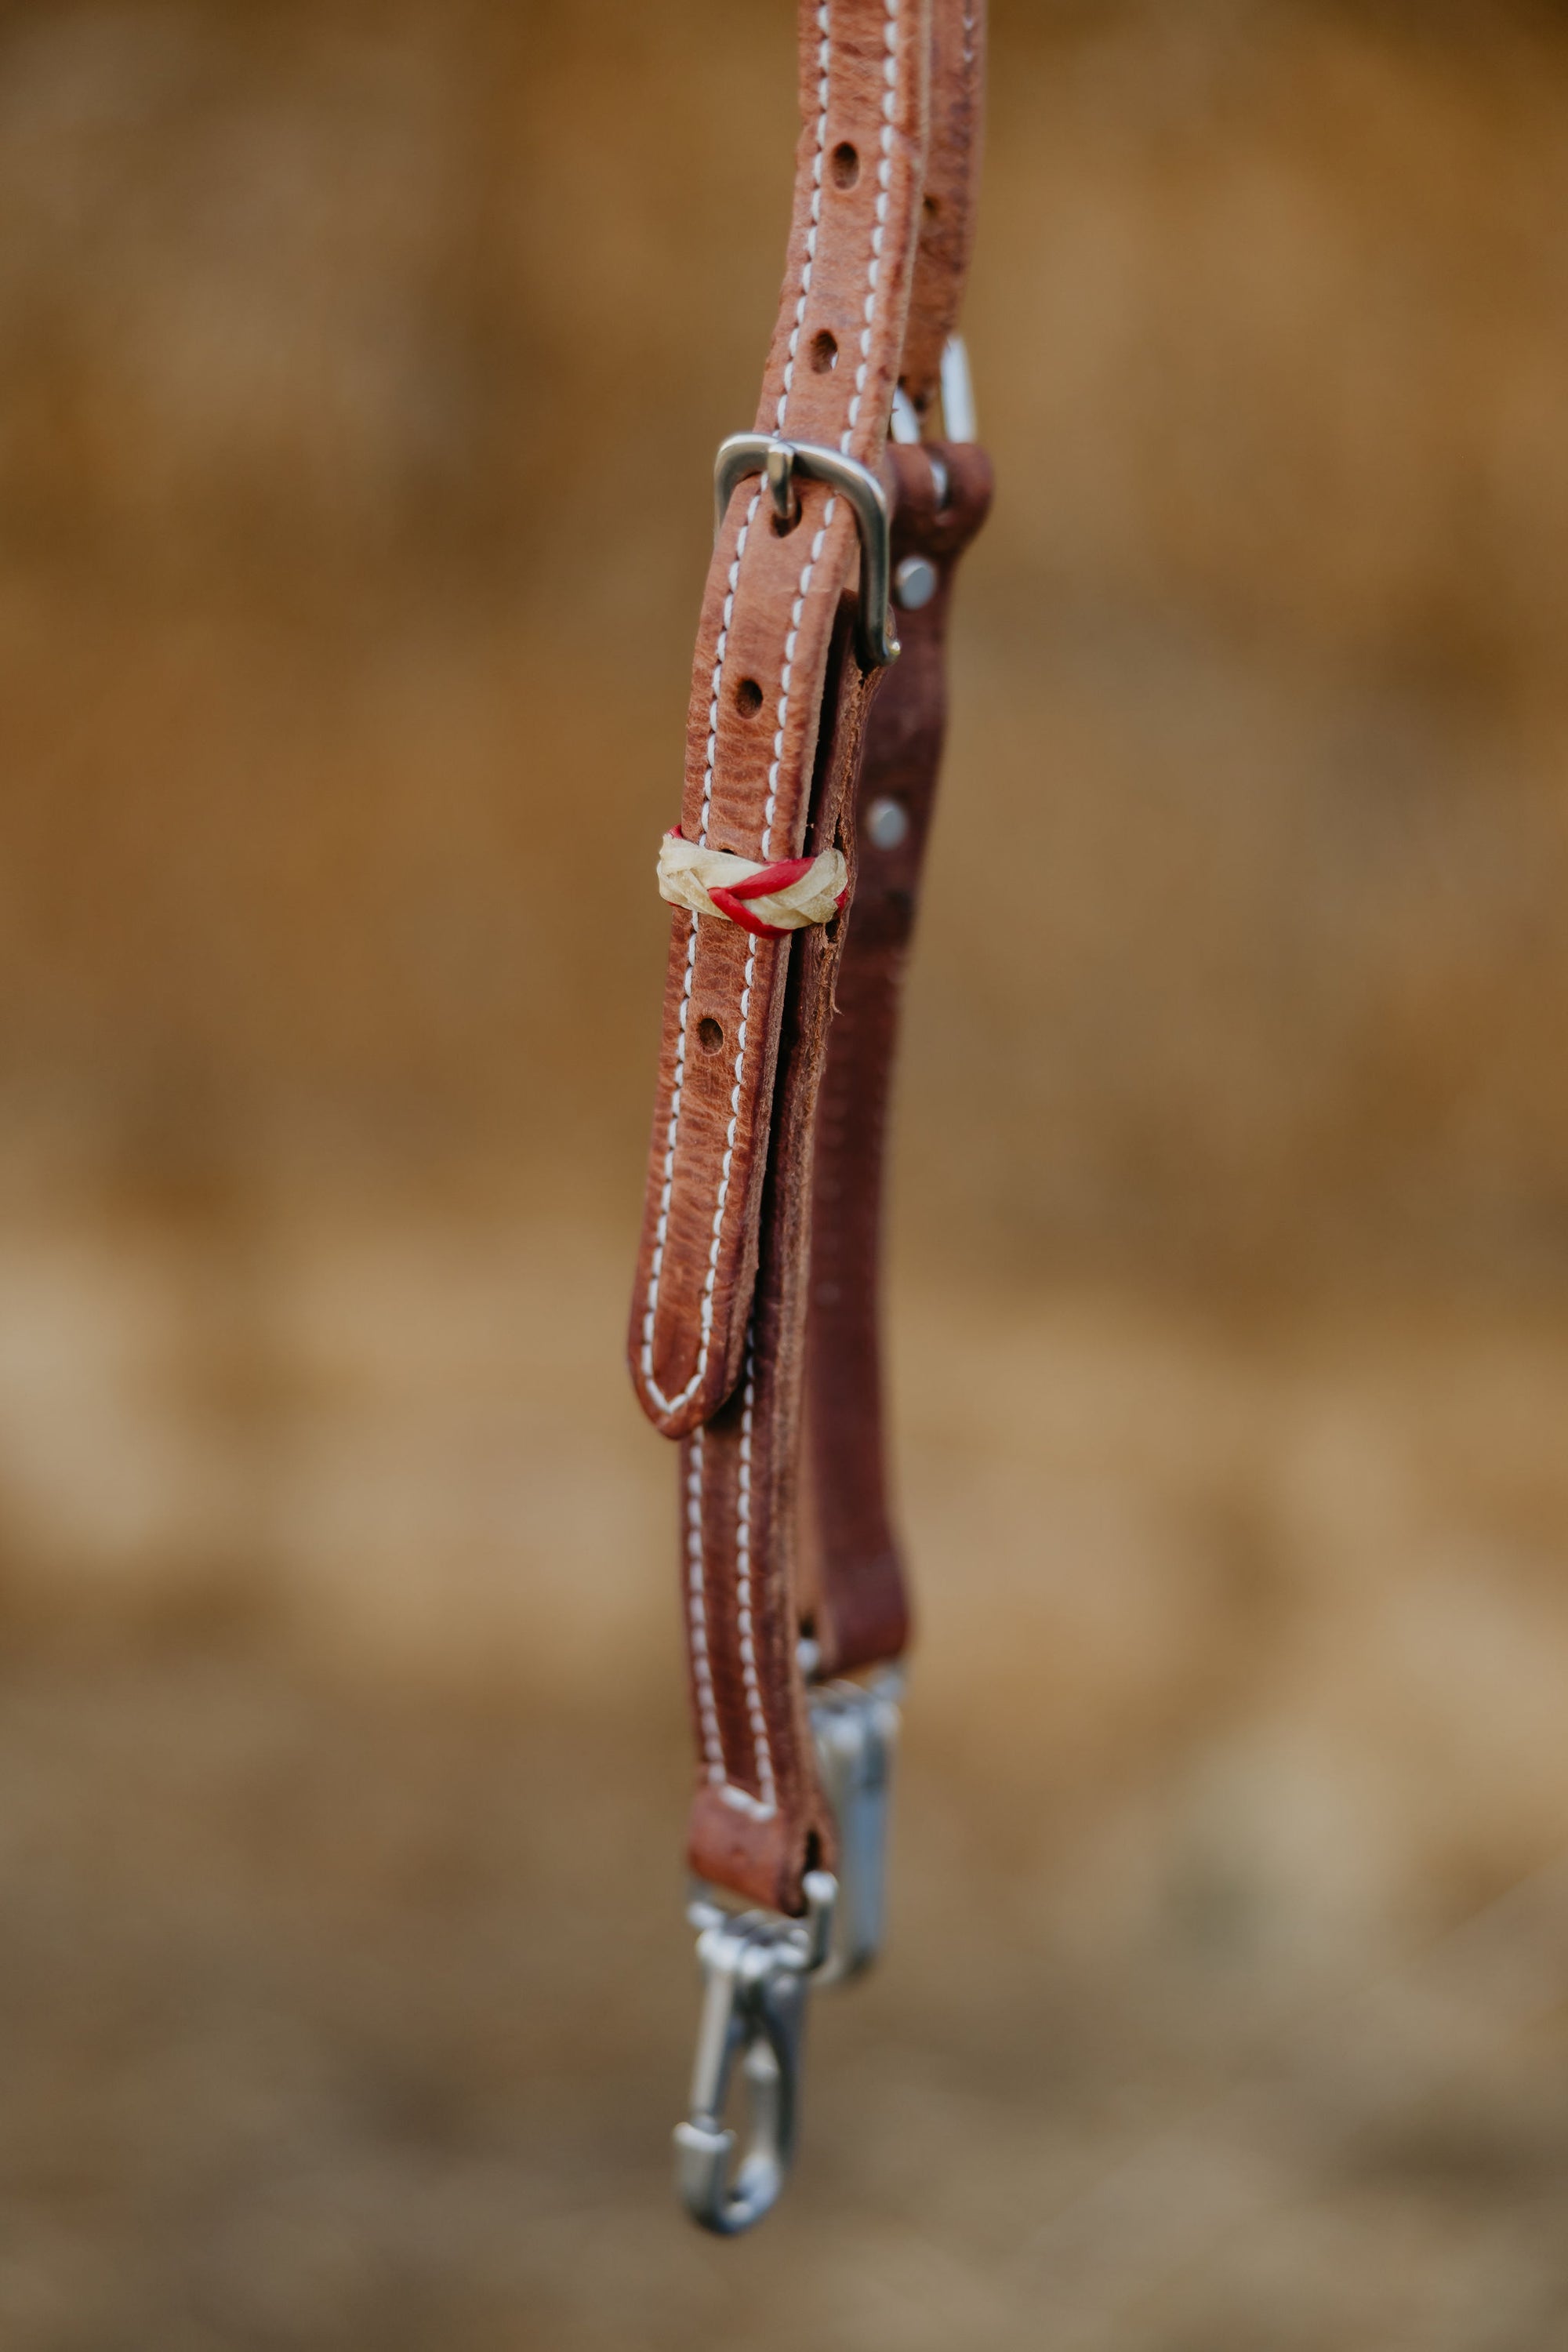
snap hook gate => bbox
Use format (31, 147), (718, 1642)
(674, 1869), (837, 2234)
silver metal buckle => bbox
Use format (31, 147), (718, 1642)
(713, 435), (899, 672)
(714, 339), (975, 680)
(674, 1671), (904, 2233)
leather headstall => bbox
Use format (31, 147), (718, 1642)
(626, 0), (991, 2233)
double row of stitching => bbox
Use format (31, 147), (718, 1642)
(634, 0), (920, 1438)
(774, 1), (833, 437)
(684, 1429), (725, 1784)
(637, 478), (768, 1425)
(844, 0), (900, 451)
(683, 1366), (779, 1823)
(665, 0), (919, 1867)
(633, 0), (991, 1925)
(635, 0), (844, 1431)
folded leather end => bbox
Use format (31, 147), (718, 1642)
(687, 1780), (837, 1918)
(626, 1319), (748, 1443)
(626, 909), (780, 1439)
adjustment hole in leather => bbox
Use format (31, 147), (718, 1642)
(830, 141), (858, 190)
(923, 191), (941, 220)
(697, 1016), (724, 1054)
(770, 500), (802, 538)
(733, 677), (763, 717)
(810, 328), (837, 375)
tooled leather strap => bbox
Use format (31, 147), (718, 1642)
(630, 0), (987, 1913)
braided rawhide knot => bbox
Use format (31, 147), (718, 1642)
(657, 829), (849, 941)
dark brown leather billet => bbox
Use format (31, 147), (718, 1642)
(900, 0), (985, 416)
(801, 441), (992, 1681)
(628, 0), (989, 1914)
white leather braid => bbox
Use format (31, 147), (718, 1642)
(658, 832), (849, 935)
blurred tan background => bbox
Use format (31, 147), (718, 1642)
(4, 1), (1568, 2344)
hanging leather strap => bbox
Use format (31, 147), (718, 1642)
(629, 0), (989, 1915)
(801, 441), (991, 1681)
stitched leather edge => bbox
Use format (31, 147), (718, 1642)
(629, 0), (933, 1440)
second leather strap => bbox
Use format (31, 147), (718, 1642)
(800, 439), (992, 1679)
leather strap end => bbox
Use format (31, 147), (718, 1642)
(627, 480), (862, 1439)
(687, 1780), (836, 1918)
(627, 912), (773, 1439)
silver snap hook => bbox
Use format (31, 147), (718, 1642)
(674, 1871), (837, 2234)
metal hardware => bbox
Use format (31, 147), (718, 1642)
(940, 334), (978, 445)
(891, 390), (948, 507)
(712, 340), (976, 677)
(891, 384), (922, 445)
(890, 333), (977, 456)
(894, 554), (938, 612)
(866, 795), (909, 851)
(809, 1671), (902, 1984)
(763, 440), (797, 526)
(714, 436), (898, 671)
(674, 1869), (837, 2234)
(673, 1674), (902, 2230)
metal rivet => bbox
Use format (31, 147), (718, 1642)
(893, 554), (938, 611)
(866, 797), (909, 850)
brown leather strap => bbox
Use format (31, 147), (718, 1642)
(796, 0), (989, 1683)
(801, 441), (992, 1681)
(630, 0), (934, 1442)
(629, 0), (989, 1915)
(900, 0), (985, 417)
(683, 452), (990, 1911)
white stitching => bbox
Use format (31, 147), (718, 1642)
(685, 1431), (726, 1784)
(688, 1364), (779, 1820)
(717, 1341), (778, 1817)
(637, 474), (764, 1420)
(844, 0), (899, 453)
(776, 1), (832, 436)
(637, 3), (833, 1421)
(666, 0), (908, 1835)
